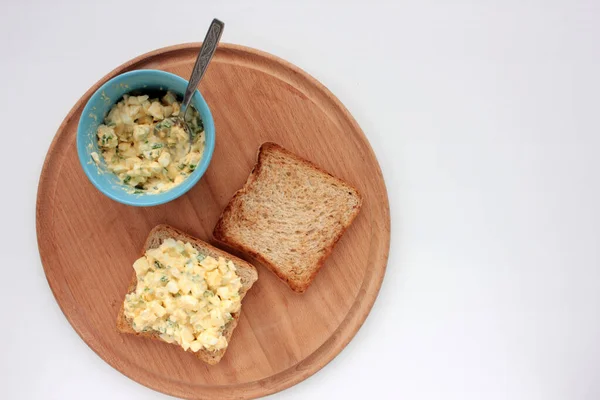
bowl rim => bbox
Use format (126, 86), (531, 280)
(76, 69), (215, 207)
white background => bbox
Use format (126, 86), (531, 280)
(1, 0), (599, 399)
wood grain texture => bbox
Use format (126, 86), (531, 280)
(36, 43), (390, 400)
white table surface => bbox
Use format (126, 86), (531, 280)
(2, 0), (600, 399)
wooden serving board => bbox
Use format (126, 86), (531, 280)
(36, 43), (390, 399)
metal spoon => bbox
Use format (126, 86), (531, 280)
(162, 18), (224, 158)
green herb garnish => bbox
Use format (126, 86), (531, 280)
(154, 261), (164, 269)
(152, 143), (163, 149)
(167, 320), (178, 328)
(123, 175), (131, 184)
(154, 120), (172, 134)
(189, 164), (197, 171)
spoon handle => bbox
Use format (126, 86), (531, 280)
(182, 18), (225, 113)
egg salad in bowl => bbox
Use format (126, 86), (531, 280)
(123, 238), (243, 352)
(77, 69), (215, 207)
(91, 91), (205, 194)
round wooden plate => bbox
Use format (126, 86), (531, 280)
(36, 43), (390, 399)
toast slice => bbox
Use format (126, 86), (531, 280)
(213, 142), (362, 293)
(116, 224), (258, 365)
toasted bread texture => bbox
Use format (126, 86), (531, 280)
(213, 142), (362, 293)
(116, 224), (258, 365)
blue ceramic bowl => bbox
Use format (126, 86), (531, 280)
(76, 69), (215, 207)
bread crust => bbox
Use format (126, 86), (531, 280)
(116, 224), (258, 365)
(213, 142), (362, 293)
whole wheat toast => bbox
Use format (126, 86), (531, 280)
(116, 224), (258, 365)
(213, 142), (362, 293)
